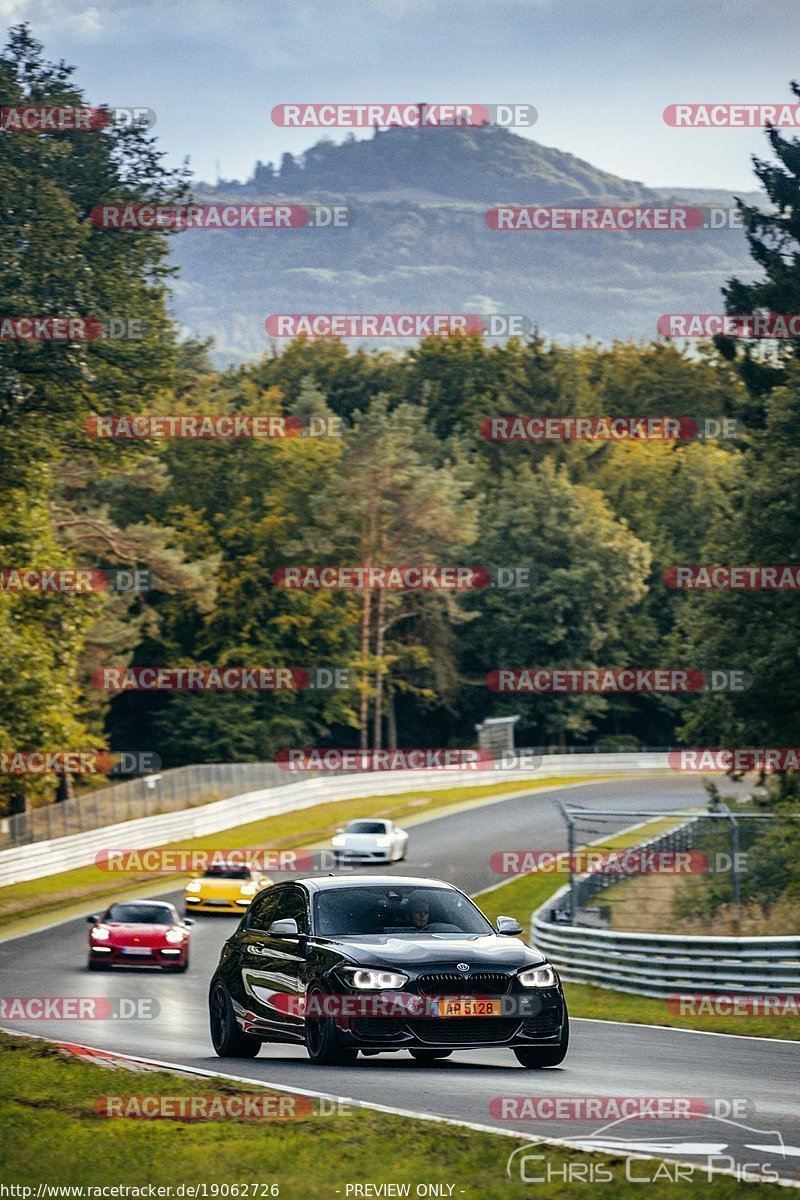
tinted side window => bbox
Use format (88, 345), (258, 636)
(271, 886), (309, 934)
(247, 886), (308, 933)
(246, 887), (281, 932)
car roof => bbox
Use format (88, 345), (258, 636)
(295, 875), (457, 893)
(106, 900), (176, 912)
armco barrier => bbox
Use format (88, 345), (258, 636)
(532, 911), (800, 996)
(1, 745), (673, 852)
(531, 821), (800, 996)
(0, 752), (668, 887)
(0, 763), (295, 850)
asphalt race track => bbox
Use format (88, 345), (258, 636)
(2, 777), (799, 1185)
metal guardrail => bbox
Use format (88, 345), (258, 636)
(531, 821), (800, 997)
(0, 752), (670, 888)
(0, 744), (676, 852)
(0, 763), (297, 851)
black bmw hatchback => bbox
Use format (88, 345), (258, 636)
(209, 875), (568, 1068)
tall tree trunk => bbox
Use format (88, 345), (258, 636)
(387, 680), (398, 749)
(372, 588), (386, 750)
(359, 588), (372, 750)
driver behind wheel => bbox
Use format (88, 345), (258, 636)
(408, 892), (431, 930)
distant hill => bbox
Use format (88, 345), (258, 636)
(169, 126), (763, 363)
(234, 125), (663, 204)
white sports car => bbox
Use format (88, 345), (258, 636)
(331, 818), (409, 864)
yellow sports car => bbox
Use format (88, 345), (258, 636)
(184, 862), (272, 914)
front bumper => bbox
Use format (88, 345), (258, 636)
(89, 945), (187, 967)
(185, 894), (251, 912)
(333, 849), (391, 863)
(337, 991), (566, 1050)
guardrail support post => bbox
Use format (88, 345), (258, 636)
(719, 802), (741, 911)
(552, 796), (576, 924)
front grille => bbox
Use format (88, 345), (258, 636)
(521, 1009), (560, 1036)
(415, 972), (513, 997)
(409, 1018), (520, 1045)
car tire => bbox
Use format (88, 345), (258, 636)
(210, 982), (262, 1058)
(87, 958), (110, 971)
(304, 985), (358, 1066)
(409, 1049), (451, 1063)
(513, 1010), (569, 1069)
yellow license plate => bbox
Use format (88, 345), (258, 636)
(434, 998), (502, 1017)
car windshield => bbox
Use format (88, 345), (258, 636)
(313, 885), (494, 937)
(105, 904), (175, 925)
(345, 821), (387, 834)
(202, 866), (251, 880)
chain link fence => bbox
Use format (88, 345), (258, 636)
(0, 763), (302, 850)
(0, 745), (677, 852)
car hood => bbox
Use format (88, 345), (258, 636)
(336, 833), (385, 845)
(194, 878), (249, 893)
(102, 923), (175, 945)
(316, 933), (546, 971)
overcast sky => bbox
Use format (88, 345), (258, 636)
(3, 0), (798, 191)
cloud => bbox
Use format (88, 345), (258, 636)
(0, 0), (106, 36)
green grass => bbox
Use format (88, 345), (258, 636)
(0, 1030), (781, 1198)
(0, 775), (594, 930)
(595, 831), (800, 937)
(474, 817), (800, 1041)
(560, 982), (799, 1040)
(476, 816), (683, 925)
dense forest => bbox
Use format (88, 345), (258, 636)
(2, 27), (799, 818)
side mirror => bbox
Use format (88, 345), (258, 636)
(182, 918), (195, 927)
(267, 918), (299, 938)
(335, 828), (344, 835)
(86, 915), (100, 925)
(496, 915), (523, 936)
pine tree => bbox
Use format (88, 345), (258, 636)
(718, 81), (800, 410)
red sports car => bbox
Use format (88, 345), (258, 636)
(87, 900), (193, 971)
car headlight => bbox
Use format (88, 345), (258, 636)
(332, 835), (346, 847)
(239, 882), (257, 896)
(342, 967), (409, 990)
(164, 928), (185, 944)
(90, 925), (110, 941)
(518, 964), (557, 988)
(375, 837), (391, 847)
(185, 881), (202, 893)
